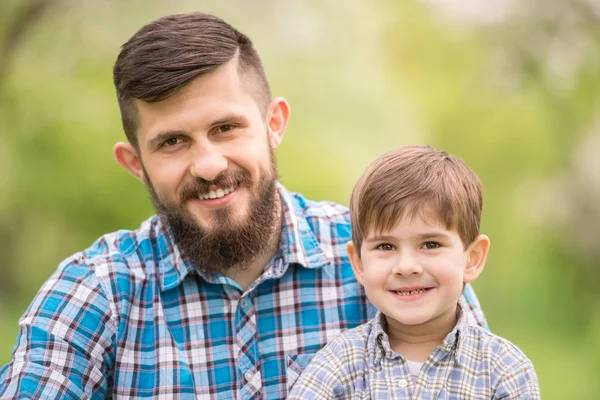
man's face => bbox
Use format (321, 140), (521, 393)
(132, 60), (282, 273)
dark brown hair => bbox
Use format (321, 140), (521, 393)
(350, 145), (483, 255)
(113, 12), (271, 148)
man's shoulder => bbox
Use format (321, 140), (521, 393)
(70, 215), (157, 262)
(286, 190), (350, 222)
(56, 216), (163, 294)
(284, 190), (352, 244)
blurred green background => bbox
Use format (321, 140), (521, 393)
(1, 0), (599, 398)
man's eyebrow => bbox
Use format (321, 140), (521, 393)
(147, 130), (188, 150)
(207, 113), (247, 128)
(146, 114), (248, 150)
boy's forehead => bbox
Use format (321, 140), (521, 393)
(365, 205), (450, 236)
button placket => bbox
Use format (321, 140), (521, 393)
(236, 293), (261, 399)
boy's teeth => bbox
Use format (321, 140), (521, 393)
(395, 288), (428, 296)
(199, 185), (236, 200)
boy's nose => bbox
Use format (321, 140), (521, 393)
(392, 253), (423, 276)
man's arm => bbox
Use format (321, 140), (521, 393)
(0, 261), (116, 400)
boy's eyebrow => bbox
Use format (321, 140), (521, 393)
(365, 231), (452, 242)
(416, 232), (452, 240)
(364, 235), (397, 243)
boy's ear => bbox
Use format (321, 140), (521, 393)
(113, 142), (146, 183)
(463, 234), (490, 283)
(346, 241), (365, 285)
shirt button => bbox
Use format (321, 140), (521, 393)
(397, 378), (409, 388)
(245, 371), (253, 381)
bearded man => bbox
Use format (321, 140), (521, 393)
(0, 12), (487, 399)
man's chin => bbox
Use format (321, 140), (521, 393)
(186, 207), (250, 232)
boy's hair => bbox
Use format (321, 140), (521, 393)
(350, 145), (483, 256)
(113, 12), (271, 150)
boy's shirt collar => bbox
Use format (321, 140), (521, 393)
(371, 299), (473, 366)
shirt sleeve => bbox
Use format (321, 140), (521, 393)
(0, 260), (117, 400)
(286, 343), (353, 400)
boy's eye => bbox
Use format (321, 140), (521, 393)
(422, 242), (441, 250)
(376, 243), (395, 251)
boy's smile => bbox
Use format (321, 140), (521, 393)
(347, 206), (489, 339)
(390, 286), (433, 300)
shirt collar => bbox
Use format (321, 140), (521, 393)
(276, 183), (331, 274)
(157, 182), (331, 291)
(370, 299), (475, 366)
(154, 217), (196, 292)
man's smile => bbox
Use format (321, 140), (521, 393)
(198, 184), (237, 200)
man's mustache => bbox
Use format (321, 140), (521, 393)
(179, 170), (253, 203)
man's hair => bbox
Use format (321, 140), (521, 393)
(113, 12), (272, 149)
(349, 145), (483, 255)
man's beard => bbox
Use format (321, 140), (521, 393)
(144, 160), (281, 277)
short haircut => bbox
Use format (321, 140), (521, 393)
(113, 12), (272, 149)
(350, 145), (483, 255)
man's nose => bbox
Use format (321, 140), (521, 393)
(188, 139), (228, 182)
(392, 251), (423, 276)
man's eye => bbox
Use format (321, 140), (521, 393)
(163, 137), (183, 147)
(422, 242), (441, 250)
(377, 243), (395, 251)
(216, 124), (234, 133)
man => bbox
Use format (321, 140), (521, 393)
(0, 12), (487, 399)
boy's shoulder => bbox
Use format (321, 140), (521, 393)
(325, 317), (373, 348)
(459, 322), (535, 373)
(321, 307), (535, 372)
(454, 322), (539, 397)
(317, 316), (378, 364)
(323, 309), (536, 378)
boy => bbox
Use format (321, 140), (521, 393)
(288, 146), (539, 399)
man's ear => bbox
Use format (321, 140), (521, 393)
(346, 241), (365, 286)
(113, 142), (146, 183)
(266, 97), (290, 149)
(464, 234), (490, 283)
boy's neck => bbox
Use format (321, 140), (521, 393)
(385, 303), (459, 363)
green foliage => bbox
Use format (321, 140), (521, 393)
(0, 1), (598, 397)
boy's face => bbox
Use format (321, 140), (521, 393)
(347, 207), (489, 331)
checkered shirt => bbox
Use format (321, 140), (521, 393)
(287, 300), (539, 399)
(0, 184), (487, 399)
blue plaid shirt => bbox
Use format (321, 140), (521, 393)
(0, 184), (487, 399)
(288, 301), (539, 399)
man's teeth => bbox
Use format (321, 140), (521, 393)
(199, 185), (236, 200)
(395, 288), (429, 296)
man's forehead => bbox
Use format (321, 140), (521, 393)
(134, 65), (260, 141)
